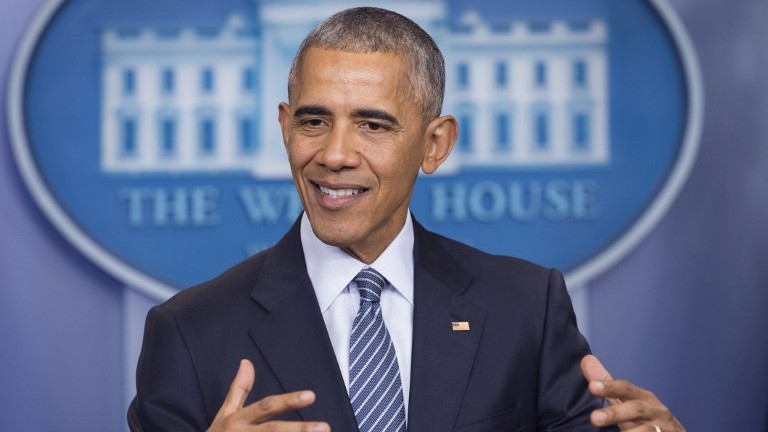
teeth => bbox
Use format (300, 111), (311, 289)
(319, 185), (363, 197)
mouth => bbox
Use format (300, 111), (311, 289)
(317, 184), (366, 198)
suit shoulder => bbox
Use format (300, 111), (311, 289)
(159, 246), (272, 317)
(428, 229), (552, 280)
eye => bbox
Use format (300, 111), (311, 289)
(361, 122), (386, 132)
(297, 118), (327, 130)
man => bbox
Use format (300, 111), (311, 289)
(129, 7), (685, 432)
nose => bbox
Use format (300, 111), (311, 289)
(314, 124), (360, 171)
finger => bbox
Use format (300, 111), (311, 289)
(238, 390), (317, 424)
(582, 355), (624, 405)
(581, 354), (613, 382)
(216, 359), (256, 419)
(252, 420), (330, 432)
(621, 426), (671, 432)
(589, 379), (655, 403)
(590, 398), (667, 428)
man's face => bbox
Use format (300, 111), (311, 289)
(279, 48), (446, 263)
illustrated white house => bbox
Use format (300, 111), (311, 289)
(100, 0), (608, 178)
(101, 14), (260, 174)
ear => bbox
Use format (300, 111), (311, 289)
(421, 115), (458, 174)
(277, 102), (291, 148)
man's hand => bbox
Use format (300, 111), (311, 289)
(207, 359), (330, 432)
(580, 355), (684, 432)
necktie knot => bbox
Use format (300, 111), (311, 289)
(354, 268), (387, 303)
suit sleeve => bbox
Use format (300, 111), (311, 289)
(536, 269), (609, 431)
(128, 305), (211, 432)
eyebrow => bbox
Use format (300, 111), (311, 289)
(353, 108), (400, 126)
(294, 105), (331, 117)
(294, 105), (400, 127)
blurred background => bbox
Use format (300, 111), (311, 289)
(1, 0), (767, 431)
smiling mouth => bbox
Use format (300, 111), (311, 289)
(317, 184), (365, 198)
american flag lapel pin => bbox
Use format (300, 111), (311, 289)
(452, 321), (470, 331)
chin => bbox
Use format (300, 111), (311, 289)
(312, 221), (360, 248)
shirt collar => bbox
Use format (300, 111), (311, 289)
(300, 211), (415, 312)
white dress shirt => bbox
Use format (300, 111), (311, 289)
(300, 212), (414, 418)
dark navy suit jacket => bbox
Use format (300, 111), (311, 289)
(128, 217), (606, 431)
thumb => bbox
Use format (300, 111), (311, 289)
(580, 354), (613, 382)
(216, 359), (256, 419)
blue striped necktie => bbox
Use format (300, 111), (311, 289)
(349, 268), (407, 432)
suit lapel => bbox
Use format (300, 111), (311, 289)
(247, 221), (359, 431)
(408, 220), (487, 431)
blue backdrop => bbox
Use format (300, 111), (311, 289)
(1, 0), (767, 431)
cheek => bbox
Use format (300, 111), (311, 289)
(286, 142), (314, 168)
(395, 145), (426, 176)
(376, 156), (420, 195)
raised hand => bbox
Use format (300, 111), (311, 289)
(581, 355), (685, 432)
(207, 359), (330, 432)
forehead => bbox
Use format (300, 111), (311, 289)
(293, 48), (413, 108)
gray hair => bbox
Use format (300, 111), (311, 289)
(288, 7), (445, 123)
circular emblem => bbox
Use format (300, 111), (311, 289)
(9, 0), (702, 299)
